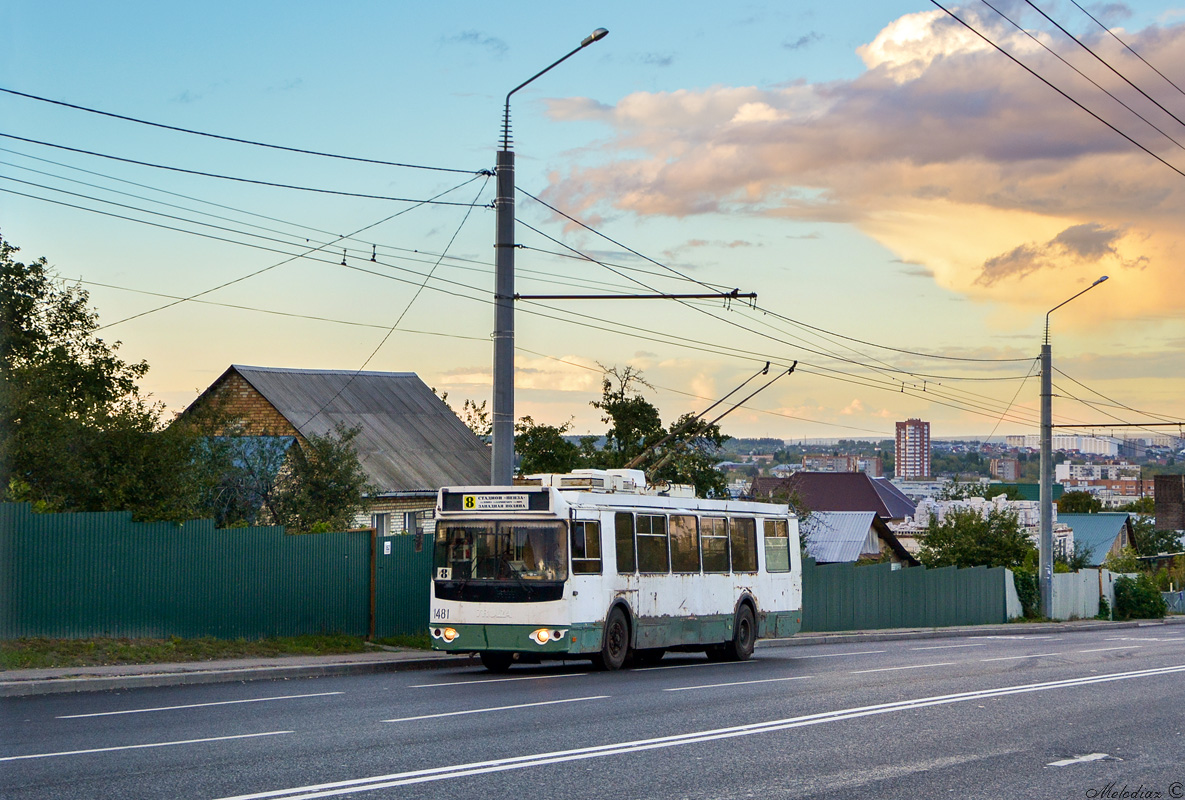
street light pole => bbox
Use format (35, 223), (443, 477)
(491, 28), (608, 486)
(1039, 275), (1109, 618)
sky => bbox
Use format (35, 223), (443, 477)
(3, 1), (1184, 444)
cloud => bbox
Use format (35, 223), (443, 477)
(542, 10), (1185, 319)
(783, 32), (822, 51)
(641, 53), (674, 68)
(976, 223), (1146, 285)
(442, 31), (508, 57)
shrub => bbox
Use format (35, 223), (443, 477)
(1113, 574), (1167, 621)
(1095, 596), (1111, 621)
(1012, 569), (1040, 619)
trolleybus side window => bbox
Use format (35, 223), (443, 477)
(669, 514), (701, 573)
(701, 517), (730, 573)
(763, 518), (791, 572)
(570, 520), (602, 574)
(614, 512), (636, 573)
(731, 517), (758, 573)
(636, 513), (670, 573)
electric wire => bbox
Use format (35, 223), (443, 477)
(4, 165), (1070, 429)
(1021, 0), (1185, 131)
(978, 0), (1185, 153)
(926, 0), (1185, 180)
(295, 176), (491, 429)
(1067, 0), (1185, 99)
(95, 173), (489, 330)
(520, 186), (1035, 364)
(0, 132), (490, 206)
(0, 85), (480, 175)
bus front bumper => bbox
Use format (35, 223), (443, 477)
(428, 622), (602, 654)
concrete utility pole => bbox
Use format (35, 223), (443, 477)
(491, 28), (608, 486)
(1040, 275), (1108, 618)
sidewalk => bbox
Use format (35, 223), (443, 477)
(4, 617), (1182, 698)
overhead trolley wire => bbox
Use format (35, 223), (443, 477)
(0, 85), (481, 175)
(979, 0), (1185, 153)
(927, 0), (1185, 180)
(1067, 0), (1185, 100)
(0, 132), (490, 206)
(1020, 0), (1185, 132)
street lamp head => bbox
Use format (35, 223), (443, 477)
(582, 28), (609, 47)
(1092, 275), (1109, 286)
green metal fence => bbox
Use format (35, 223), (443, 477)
(0, 503), (432, 640)
(801, 557), (1009, 632)
(2, 503), (1014, 640)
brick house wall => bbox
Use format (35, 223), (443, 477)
(202, 371), (299, 437)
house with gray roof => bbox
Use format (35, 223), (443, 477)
(801, 511), (918, 566)
(1057, 512), (1137, 566)
(183, 365), (490, 534)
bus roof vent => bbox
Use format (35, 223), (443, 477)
(523, 469), (647, 494)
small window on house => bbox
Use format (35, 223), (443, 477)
(615, 512), (636, 574)
(570, 521), (602, 574)
(701, 517), (730, 573)
(636, 514), (669, 573)
(731, 517), (758, 573)
(764, 518), (791, 572)
(669, 514), (701, 573)
(372, 513), (390, 536)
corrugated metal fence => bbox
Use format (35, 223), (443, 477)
(0, 503), (431, 640)
(801, 558), (1009, 632)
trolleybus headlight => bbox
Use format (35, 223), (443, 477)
(432, 627), (460, 642)
(529, 628), (568, 645)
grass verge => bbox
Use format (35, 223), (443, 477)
(1, 632), (429, 671)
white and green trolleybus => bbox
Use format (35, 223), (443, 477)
(429, 469), (802, 672)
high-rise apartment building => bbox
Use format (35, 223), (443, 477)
(895, 419), (931, 479)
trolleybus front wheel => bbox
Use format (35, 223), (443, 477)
(593, 607), (630, 671)
(479, 651), (515, 673)
(707, 605), (755, 662)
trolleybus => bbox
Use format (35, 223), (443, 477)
(429, 469), (802, 671)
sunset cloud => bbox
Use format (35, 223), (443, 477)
(543, 9), (1185, 318)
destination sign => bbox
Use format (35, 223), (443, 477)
(462, 493), (530, 511)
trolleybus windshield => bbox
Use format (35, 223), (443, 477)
(435, 520), (567, 582)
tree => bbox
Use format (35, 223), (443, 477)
(1057, 490), (1102, 514)
(267, 424), (373, 532)
(514, 416), (586, 476)
(1, 236), (224, 521)
(1117, 496), (1155, 514)
(917, 507), (1036, 569)
(1130, 516), (1181, 557)
(513, 365), (730, 497)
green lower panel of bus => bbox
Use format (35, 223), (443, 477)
(429, 611), (801, 655)
(429, 622), (602, 654)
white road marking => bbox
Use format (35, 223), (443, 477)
(1078, 646), (1142, 654)
(980, 653), (1059, 662)
(664, 676), (812, 692)
(791, 650), (886, 659)
(1048, 753), (1112, 767)
(970, 635), (1062, 641)
(56, 692), (344, 719)
(911, 644), (987, 651)
(384, 696), (609, 723)
(636, 660), (756, 672)
(212, 663), (1185, 800)
(0, 731), (292, 762)
(411, 673), (581, 688)
(850, 662), (956, 674)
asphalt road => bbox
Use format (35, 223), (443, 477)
(4, 629), (1184, 800)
